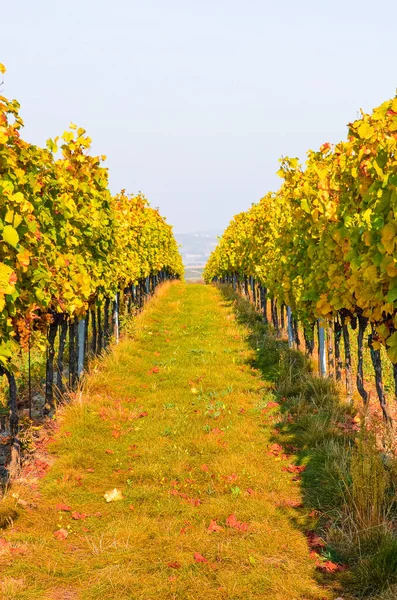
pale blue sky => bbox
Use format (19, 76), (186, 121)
(2, 1), (397, 232)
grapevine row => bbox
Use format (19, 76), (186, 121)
(205, 94), (397, 420)
(0, 64), (183, 445)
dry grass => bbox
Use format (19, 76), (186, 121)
(0, 283), (330, 599)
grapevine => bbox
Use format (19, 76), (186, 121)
(205, 94), (397, 420)
(0, 63), (183, 439)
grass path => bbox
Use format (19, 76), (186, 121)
(0, 283), (330, 600)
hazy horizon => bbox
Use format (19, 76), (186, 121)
(2, 0), (397, 232)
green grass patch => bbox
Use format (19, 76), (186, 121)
(219, 285), (397, 599)
(0, 282), (330, 600)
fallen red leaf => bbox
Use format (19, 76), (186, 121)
(264, 401), (279, 410)
(105, 449), (114, 455)
(307, 531), (326, 549)
(56, 503), (72, 512)
(167, 561), (181, 569)
(194, 552), (208, 563)
(170, 488), (201, 506)
(226, 513), (249, 532)
(246, 488), (254, 496)
(112, 429), (121, 439)
(9, 547), (26, 555)
(86, 468), (95, 473)
(200, 464), (209, 472)
(279, 499), (304, 508)
(211, 428), (223, 435)
(222, 473), (238, 483)
(188, 498), (202, 507)
(71, 511), (88, 520)
(282, 464), (306, 473)
(207, 519), (224, 533)
(226, 514), (238, 528)
(269, 443), (283, 455)
(317, 560), (346, 573)
(53, 528), (68, 540)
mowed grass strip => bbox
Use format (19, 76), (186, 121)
(0, 282), (330, 600)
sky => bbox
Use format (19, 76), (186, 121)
(2, 0), (397, 233)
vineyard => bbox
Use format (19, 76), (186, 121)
(205, 94), (397, 423)
(0, 62), (183, 476)
(2, 65), (397, 600)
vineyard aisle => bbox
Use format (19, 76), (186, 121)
(1, 283), (330, 600)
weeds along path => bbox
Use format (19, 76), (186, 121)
(0, 283), (330, 600)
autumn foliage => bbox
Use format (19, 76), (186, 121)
(204, 96), (397, 362)
(0, 63), (183, 370)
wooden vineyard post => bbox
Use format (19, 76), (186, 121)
(287, 306), (294, 348)
(1, 366), (20, 478)
(271, 299), (280, 337)
(104, 299), (111, 348)
(341, 313), (353, 398)
(293, 317), (301, 348)
(69, 318), (78, 389)
(77, 319), (86, 378)
(334, 316), (343, 381)
(113, 293), (120, 343)
(44, 318), (58, 415)
(140, 279), (145, 307)
(393, 362), (397, 402)
(280, 304), (285, 332)
(356, 313), (369, 403)
(90, 308), (97, 356)
(84, 311), (90, 368)
(97, 306), (103, 354)
(327, 321), (334, 379)
(260, 286), (268, 325)
(56, 318), (68, 397)
(251, 277), (256, 305)
(136, 282), (141, 308)
(318, 320), (327, 377)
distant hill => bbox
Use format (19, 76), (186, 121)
(175, 230), (221, 280)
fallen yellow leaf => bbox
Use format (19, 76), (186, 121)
(104, 488), (124, 503)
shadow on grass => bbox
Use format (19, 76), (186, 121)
(217, 284), (397, 599)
